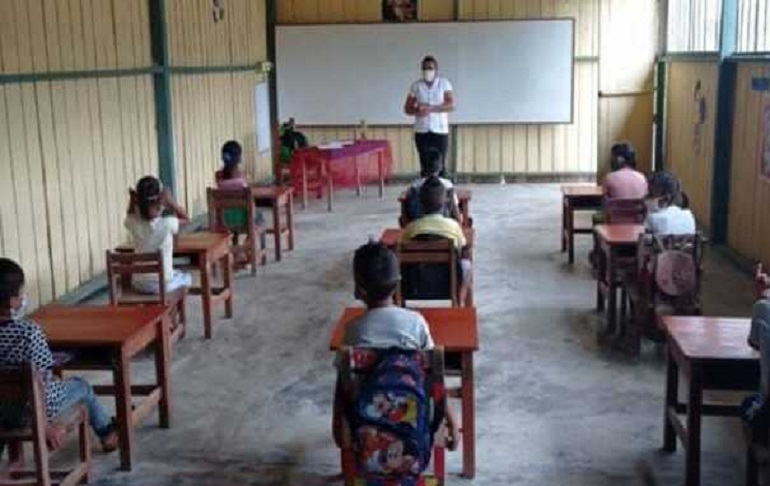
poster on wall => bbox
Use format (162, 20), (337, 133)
(382, 0), (418, 22)
(692, 80), (707, 158)
(762, 93), (770, 181)
(255, 82), (271, 154)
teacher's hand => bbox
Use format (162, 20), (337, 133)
(417, 104), (432, 117)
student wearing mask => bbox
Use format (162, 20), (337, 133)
(404, 56), (455, 177)
(644, 171), (696, 236)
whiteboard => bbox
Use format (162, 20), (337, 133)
(276, 20), (574, 125)
(254, 82), (271, 153)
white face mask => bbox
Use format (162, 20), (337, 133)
(423, 69), (436, 83)
(10, 294), (28, 321)
(645, 198), (661, 214)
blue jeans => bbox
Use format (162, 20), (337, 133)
(59, 377), (112, 438)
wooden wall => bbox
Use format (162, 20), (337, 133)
(0, 0), (156, 307)
(167, 0), (271, 215)
(727, 61), (770, 265)
(277, 0), (658, 178)
(665, 60), (719, 228)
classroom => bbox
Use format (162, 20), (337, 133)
(1, 0), (770, 485)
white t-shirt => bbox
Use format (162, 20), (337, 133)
(124, 214), (180, 285)
(343, 307), (435, 350)
(645, 206), (696, 235)
(409, 77), (453, 134)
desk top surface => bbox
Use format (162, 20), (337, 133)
(661, 316), (758, 362)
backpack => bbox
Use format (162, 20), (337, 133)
(650, 234), (700, 309)
(348, 349), (444, 484)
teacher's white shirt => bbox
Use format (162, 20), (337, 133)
(409, 77), (453, 134)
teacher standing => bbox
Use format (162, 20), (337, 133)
(404, 55), (455, 176)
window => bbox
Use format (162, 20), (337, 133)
(737, 0), (770, 52)
(668, 0), (723, 52)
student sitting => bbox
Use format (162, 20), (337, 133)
(644, 171), (696, 236)
(279, 118), (308, 165)
(0, 258), (118, 452)
(403, 177), (472, 304)
(125, 176), (192, 294)
(404, 147), (460, 222)
(750, 264), (770, 350)
(603, 142), (648, 200)
(337, 242), (458, 449)
(214, 140), (266, 238)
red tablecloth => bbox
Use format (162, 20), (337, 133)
(290, 140), (393, 189)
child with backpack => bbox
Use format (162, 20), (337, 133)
(334, 242), (459, 477)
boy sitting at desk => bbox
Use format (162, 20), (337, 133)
(0, 258), (118, 452)
(335, 242), (459, 449)
(403, 177), (472, 305)
(404, 148), (460, 222)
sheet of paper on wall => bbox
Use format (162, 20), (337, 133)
(255, 82), (271, 153)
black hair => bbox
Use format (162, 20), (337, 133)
(221, 140), (243, 179)
(648, 170), (682, 207)
(353, 242), (400, 301)
(610, 142), (637, 170)
(422, 55), (438, 68)
(135, 176), (163, 220)
(0, 258), (24, 309)
(420, 176), (446, 214)
(423, 148), (443, 177)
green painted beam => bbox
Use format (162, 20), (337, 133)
(170, 62), (271, 75)
(149, 0), (176, 194)
(653, 59), (667, 171)
(0, 67), (160, 84)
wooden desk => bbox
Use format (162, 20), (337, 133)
(174, 232), (233, 339)
(561, 185), (603, 264)
(594, 224), (644, 334)
(32, 305), (173, 471)
(661, 316), (759, 486)
(330, 307), (479, 479)
(380, 227), (475, 260)
(398, 188), (472, 228)
(252, 186), (295, 262)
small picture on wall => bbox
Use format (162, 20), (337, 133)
(762, 94), (770, 180)
(382, 0), (418, 22)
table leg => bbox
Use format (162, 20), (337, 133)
(567, 206), (575, 265)
(378, 150), (385, 198)
(156, 314), (172, 429)
(461, 352), (475, 479)
(596, 237), (605, 312)
(685, 367), (703, 486)
(327, 162), (334, 212)
(114, 350), (133, 471)
(223, 252), (234, 318)
(302, 160), (308, 210)
(286, 193), (295, 251)
(606, 248), (617, 334)
(561, 197), (567, 252)
(663, 348), (678, 452)
(355, 155), (361, 197)
(272, 200), (282, 261)
(200, 256), (213, 339)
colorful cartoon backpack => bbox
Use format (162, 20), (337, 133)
(342, 348), (445, 486)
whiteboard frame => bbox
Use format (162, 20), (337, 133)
(275, 18), (576, 126)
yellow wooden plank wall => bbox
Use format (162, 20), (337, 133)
(277, 0), (608, 176)
(167, 0), (273, 213)
(0, 0), (156, 308)
(727, 62), (770, 265)
(665, 61), (719, 229)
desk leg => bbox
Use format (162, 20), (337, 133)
(200, 256), (213, 339)
(327, 162), (334, 212)
(355, 155), (361, 197)
(663, 348), (678, 452)
(685, 367), (703, 486)
(272, 200), (282, 261)
(596, 238), (605, 313)
(286, 194), (295, 251)
(606, 249), (617, 334)
(302, 160), (308, 210)
(378, 150), (384, 198)
(567, 206), (575, 264)
(156, 314), (172, 428)
(561, 197), (567, 252)
(114, 350), (133, 471)
(223, 252), (234, 318)
(461, 352), (476, 479)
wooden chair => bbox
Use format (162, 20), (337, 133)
(0, 363), (90, 486)
(620, 233), (704, 355)
(207, 187), (266, 275)
(604, 198), (647, 224)
(106, 249), (187, 345)
(334, 347), (446, 486)
(396, 236), (461, 308)
(290, 147), (328, 204)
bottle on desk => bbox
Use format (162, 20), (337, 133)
(357, 119), (368, 142)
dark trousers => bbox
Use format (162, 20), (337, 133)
(415, 131), (449, 177)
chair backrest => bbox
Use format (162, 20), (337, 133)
(207, 187), (256, 233)
(106, 249), (166, 304)
(604, 198), (646, 224)
(0, 363), (45, 432)
(396, 236), (459, 307)
(336, 346), (446, 483)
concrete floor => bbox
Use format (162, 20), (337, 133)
(67, 184), (755, 485)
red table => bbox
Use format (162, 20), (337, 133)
(290, 140), (393, 211)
